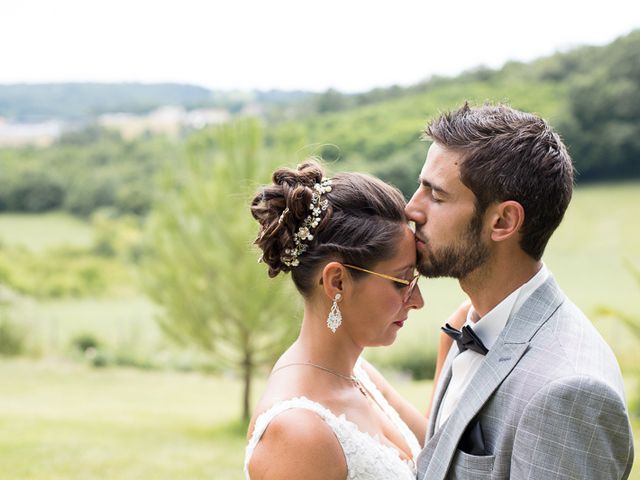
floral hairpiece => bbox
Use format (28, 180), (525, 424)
(281, 178), (332, 267)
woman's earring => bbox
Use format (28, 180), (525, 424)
(327, 293), (342, 333)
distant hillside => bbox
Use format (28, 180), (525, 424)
(0, 83), (312, 122)
(271, 29), (640, 191)
(0, 83), (213, 121)
(0, 30), (637, 218)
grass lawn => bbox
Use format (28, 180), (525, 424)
(25, 296), (161, 356)
(0, 359), (637, 479)
(0, 360), (432, 480)
(0, 212), (94, 252)
(0, 359), (250, 480)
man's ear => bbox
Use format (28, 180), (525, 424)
(321, 262), (345, 300)
(489, 200), (525, 242)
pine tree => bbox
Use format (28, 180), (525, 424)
(143, 119), (301, 420)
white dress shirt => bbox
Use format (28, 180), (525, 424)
(435, 264), (550, 430)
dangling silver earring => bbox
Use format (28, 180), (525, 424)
(327, 293), (342, 333)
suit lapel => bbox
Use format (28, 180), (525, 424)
(421, 276), (565, 480)
(422, 342), (528, 480)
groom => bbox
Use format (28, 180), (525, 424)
(406, 103), (634, 479)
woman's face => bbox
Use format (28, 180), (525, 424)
(343, 224), (424, 347)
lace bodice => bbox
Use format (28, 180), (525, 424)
(244, 360), (420, 480)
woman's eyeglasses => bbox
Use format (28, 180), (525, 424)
(343, 264), (420, 303)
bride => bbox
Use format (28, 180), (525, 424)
(245, 161), (461, 479)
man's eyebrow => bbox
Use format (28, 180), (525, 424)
(419, 177), (449, 196)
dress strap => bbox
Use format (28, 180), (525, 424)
(243, 397), (340, 480)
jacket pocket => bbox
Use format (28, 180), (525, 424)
(448, 449), (495, 479)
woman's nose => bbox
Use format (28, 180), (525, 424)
(408, 283), (424, 310)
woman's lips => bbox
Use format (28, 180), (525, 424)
(393, 320), (406, 328)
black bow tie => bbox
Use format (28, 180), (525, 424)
(442, 323), (489, 355)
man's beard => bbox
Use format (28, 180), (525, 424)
(417, 210), (490, 279)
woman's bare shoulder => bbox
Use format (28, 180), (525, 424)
(247, 408), (346, 480)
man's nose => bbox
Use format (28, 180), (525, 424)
(405, 191), (426, 225)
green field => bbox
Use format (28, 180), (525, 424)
(0, 359), (637, 480)
(0, 359), (248, 480)
(0, 212), (94, 252)
(0, 181), (639, 478)
(0, 360), (430, 480)
(27, 296), (161, 357)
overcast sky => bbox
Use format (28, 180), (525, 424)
(2, 0), (639, 93)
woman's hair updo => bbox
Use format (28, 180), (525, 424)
(251, 160), (407, 295)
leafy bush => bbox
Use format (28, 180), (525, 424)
(83, 347), (111, 368)
(0, 245), (130, 299)
(367, 344), (438, 381)
(0, 311), (26, 356)
(0, 170), (64, 212)
(70, 333), (101, 352)
(90, 211), (144, 262)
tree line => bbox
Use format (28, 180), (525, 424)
(0, 128), (177, 216)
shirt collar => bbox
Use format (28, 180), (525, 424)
(465, 264), (549, 350)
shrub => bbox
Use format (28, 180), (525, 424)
(0, 312), (26, 356)
(70, 333), (100, 352)
(0, 171), (65, 212)
(0, 246), (130, 299)
(90, 212), (144, 262)
(84, 347), (111, 368)
(367, 343), (438, 381)
(64, 179), (116, 217)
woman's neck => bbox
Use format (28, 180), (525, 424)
(286, 305), (363, 376)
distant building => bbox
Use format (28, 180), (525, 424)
(241, 103), (264, 117)
(0, 117), (65, 146)
(185, 108), (230, 129)
(98, 106), (231, 139)
(0, 105), (234, 145)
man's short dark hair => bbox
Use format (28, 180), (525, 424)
(424, 103), (574, 260)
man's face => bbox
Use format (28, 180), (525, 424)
(405, 142), (490, 279)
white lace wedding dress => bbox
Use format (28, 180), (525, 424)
(244, 359), (421, 479)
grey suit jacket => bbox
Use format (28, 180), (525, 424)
(417, 276), (634, 479)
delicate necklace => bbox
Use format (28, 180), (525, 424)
(271, 362), (369, 397)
